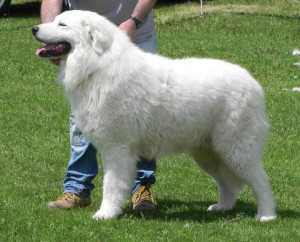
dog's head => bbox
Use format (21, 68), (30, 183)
(32, 10), (115, 59)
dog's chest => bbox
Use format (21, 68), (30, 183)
(68, 85), (137, 145)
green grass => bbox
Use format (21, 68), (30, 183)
(1, 0), (300, 241)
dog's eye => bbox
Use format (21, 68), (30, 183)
(59, 23), (67, 27)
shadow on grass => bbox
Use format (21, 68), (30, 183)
(233, 11), (300, 21)
(2, 1), (40, 18)
(122, 199), (255, 222)
(125, 199), (300, 222)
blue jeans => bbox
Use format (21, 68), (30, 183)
(64, 33), (158, 198)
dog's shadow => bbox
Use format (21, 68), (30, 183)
(122, 199), (255, 222)
(122, 199), (300, 222)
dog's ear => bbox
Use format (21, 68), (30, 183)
(88, 26), (111, 55)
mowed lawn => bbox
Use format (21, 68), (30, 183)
(0, 0), (299, 241)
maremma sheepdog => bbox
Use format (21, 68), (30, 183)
(32, 10), (276, 222)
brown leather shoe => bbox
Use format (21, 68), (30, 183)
(46, 193), (91, 209)
(132, 184), (156, 213)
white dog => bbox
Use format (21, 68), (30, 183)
(33, 10), (276, 222)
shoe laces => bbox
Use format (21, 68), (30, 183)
(57, 193), (76, 201)
(133, 184), (157, 205)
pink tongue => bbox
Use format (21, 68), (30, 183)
(35, 44), (57, 56)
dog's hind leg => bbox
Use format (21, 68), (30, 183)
(93, 145), (137, 220)
(213, 126), (277, 221)
(191, 148), (245, 212)
(243, 164), (276, 222)
(223, 152), (276, 221)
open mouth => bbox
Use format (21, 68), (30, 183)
(35, 42), (71, 58)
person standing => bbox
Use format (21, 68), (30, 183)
(40, 0), (158, 213)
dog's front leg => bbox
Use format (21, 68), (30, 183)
(93, 146), (137, 220)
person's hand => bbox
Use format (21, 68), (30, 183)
(119, 19), (136, 40)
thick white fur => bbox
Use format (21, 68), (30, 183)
(35, 10), (276, 221)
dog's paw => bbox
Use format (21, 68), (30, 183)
(92, 211), (106, 220)
(92, 210), (113, 220)
(207, 203), (232, 212)
(92, 208), (122, 220)
(255, 214), (277, 222)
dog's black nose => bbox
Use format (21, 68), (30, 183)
(32, 26), (39, 35)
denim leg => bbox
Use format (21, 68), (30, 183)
(64, 114), (156, 197)
(132, 157), (157, 194)
(64, 114), (98, 199)
(131, 33), (158, 194)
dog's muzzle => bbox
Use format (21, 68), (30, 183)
(32, 25), (72, 58)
